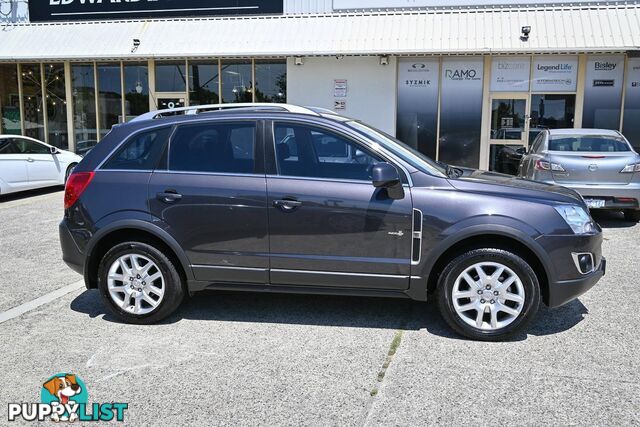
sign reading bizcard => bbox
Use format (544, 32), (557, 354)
(531, 56), (578, 92)
(29, 0), (283, 22)
(490, 57), (531, 92)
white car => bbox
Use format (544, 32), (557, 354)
(0, 135), (83, 196)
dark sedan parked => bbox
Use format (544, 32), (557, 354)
(60, 104), (605, 341)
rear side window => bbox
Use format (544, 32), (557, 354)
(549, 135), (630, 152)
(103, 127), (171, 170)
(169, 122), (256, 174)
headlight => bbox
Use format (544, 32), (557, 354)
(554, 205), (596, 234)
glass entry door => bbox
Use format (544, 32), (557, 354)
(489, 95), (529, 175)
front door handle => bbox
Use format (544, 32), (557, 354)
(156, 189), (182, 204)
(26, 157), (35, 163)
(273, 198), (302, 211)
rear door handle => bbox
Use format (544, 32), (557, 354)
(156, 190), (182, 204)
(273, 198), (302, 211)
(26, 157), (35, 163)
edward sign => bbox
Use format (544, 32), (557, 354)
(30, 0), (283, 22)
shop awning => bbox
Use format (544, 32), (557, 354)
(0, 3), (638, 61)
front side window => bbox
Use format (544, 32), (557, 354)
(274, 123), (381, 181)
(14, 138), (49, 154)
(169, 122), (256, 174)
(103, 127), (172, 171)
(549, 135), (631, 152)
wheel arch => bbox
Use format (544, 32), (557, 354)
(84, 221), (193, 289)
(424, 229), (552, 306)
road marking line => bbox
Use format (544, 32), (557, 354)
(0, 280), (85, 324)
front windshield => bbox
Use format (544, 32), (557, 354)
(347, 121), (447, 177)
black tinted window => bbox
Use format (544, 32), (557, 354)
(169, 122), (256, 174)
(0, 139), (18, 154)
(549, 135), (630, 152)
(274, 123), (381, 181)
(103, 127), (171, 170)
(13, 138), (49, 154)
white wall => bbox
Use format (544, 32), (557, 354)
(286, 56), (398, 135)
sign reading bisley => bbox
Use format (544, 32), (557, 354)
(30, 0), (283, 22)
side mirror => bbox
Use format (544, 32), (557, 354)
(372, 162), (404, 200)
(372, 162), (400, 188)
(50, 146), (58, 155)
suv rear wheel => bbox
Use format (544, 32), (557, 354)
(437, 248), (540, 341)
(97, 242), (185, 324)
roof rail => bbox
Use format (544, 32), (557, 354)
(131, 103), (319, 122)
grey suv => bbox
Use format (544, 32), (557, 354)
(59, 104), (605, 341)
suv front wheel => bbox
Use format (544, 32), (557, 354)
(97, 242), (185, 324)
(437, 248), (541, 341)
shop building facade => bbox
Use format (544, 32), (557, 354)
(0, 0), (639, 173)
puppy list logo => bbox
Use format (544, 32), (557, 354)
(7, 373), (128, 423)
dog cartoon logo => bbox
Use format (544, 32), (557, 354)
(40, 373), (88, 423)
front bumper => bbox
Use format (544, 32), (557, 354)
(536, 231), (605, 308)
(547, 257), (606, 308)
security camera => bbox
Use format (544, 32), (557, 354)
(379, 55), (390, 66)
(294, 56), (304, 66)
(521, 26), (531, 37)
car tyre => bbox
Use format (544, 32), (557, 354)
(623, 209), (640, 223)
(97, 242), (185, 324)
(437, 248), (541, 341)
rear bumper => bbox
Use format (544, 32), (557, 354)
(544, 182), (640, 209)
(59, 219), (85, 277)
(548, 257), (606, 308)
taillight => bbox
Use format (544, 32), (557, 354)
(64, 172), (95, 209)
(535, 160), (565, 172)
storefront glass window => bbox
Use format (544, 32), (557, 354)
(21, 64), (45, 141)
(530, 94), (575, 139)
(254, 60), (286, 102)
(71, 63), (97, 154)
(155, 61), (186, 93)
(582, 55), (624, 130)
(489, 144), (525, 175)
(623, 58), (640, 151)
(396, 58), (439, 158)
(97, 63), (123, 138)
(438, 57), (484, 168)
(221, 60), (253, 103)
(123, 62), (149, 120)
(0, 64), (21, 135)
(188, 61), (219, 105)
(44, 63), (69, 149)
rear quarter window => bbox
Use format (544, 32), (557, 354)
(102, 127), (172, 170)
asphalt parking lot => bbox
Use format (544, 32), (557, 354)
(0, 189), (639, 425)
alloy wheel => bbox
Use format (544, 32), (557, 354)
(107, 254), (165, 315)
(451, 262), (525, 331)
